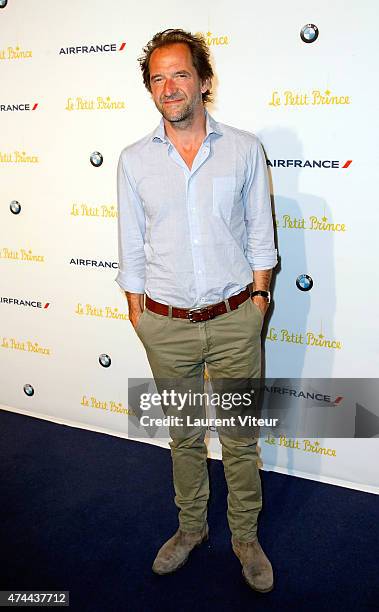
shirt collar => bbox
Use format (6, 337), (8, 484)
(205, 111), (223, 138)
(151, 118), (166, 143)
(151, 109), (223, 144)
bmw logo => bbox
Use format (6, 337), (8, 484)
(296, 274), (313, 291)
(10, 200), (21, 214)
(90, 151), (103, 167)
(300, 24), (319, 44)
(0, 0), (8, 9)
(99, 353), (111, 368)
(23, 383), (34, 396)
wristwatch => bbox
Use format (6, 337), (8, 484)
(251, 290), (271, 304)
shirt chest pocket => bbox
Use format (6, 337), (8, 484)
(212, 176), (237, 224)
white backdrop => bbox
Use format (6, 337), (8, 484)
(1, 0), (378, 494)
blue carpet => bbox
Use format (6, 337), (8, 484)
(0, 410), (377, 611)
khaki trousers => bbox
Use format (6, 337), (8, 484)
(136, 295), (263, 542)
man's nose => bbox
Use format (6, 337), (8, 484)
(163, 78), (177, 97)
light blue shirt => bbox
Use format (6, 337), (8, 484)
(116, 111), (277, 308)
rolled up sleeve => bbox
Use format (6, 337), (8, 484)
(115, 151), (146, 293)
(244, 139), (277, 271)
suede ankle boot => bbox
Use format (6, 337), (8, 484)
(232, 537), (274, 593)
(152, 523), (209, 575)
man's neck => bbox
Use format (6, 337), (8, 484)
(163, 107), (207, 150)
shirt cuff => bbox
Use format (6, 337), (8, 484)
(115, 272), (145, 293)
(248, 250), (278, 270)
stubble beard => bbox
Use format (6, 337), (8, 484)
(157, 91), (202, 128)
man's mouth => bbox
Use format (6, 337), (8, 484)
(162, 98), (184, 105)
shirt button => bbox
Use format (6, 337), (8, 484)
(193, 239), (198, 245)
(197, 270), (202, 274)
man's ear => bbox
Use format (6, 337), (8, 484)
(201, 78), (211, 94)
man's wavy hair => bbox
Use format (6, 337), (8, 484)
(138, 29), (214, 104)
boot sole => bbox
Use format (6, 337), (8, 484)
(152, 532), (209, 575)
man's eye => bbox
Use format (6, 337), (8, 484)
(152, 77), (162, 83)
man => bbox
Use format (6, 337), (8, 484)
(116, 29), (277, 593)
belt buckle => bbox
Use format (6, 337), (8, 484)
(188, 306), (210, 323)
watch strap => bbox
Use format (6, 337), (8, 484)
(251, 290), (271, 303)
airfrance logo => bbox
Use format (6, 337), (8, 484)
(267, 159), (352, 169)
(1, 296), (50, 309)
(264, 385), (343, 405)
(70, 258), (118, 269)
(59, 42), (126, 55)
(0, 102), (38, 112)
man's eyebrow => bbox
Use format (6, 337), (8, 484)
(150, 70), (192, 79)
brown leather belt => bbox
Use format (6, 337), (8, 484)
(145, 287), (251, 323)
